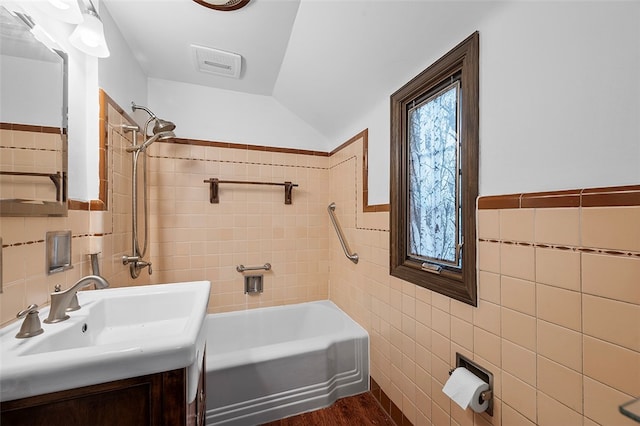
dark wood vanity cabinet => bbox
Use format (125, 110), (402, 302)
(1, 357), (206, 426)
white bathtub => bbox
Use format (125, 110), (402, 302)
(205, 300), (369, 426)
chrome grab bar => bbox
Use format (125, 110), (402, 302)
(327, 202), (358, 264)
(236, 263), (271, 273)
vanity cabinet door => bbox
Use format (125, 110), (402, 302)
(0, 374), (164, 426)
(1, 361), (206, 426)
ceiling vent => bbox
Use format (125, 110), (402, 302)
(191, 44), (242, 79)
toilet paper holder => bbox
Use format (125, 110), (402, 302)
(449, 353), (494, 416)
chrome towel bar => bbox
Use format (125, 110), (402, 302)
(204, 178), (298, 204)
(327, 202), (358, 264)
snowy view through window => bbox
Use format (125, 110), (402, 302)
(407, 82), (461, 267)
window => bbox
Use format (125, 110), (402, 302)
(390, 32), (479, 306)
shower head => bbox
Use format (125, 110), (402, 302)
(152, 118), (176, 134)
(131, 101), (176, 137)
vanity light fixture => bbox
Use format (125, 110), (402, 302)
(68, 0), (109, 58)
(5, 0), (109, 57)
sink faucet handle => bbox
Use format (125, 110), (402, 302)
(16, 304), (44, 339)
(17, 303), (39, 318)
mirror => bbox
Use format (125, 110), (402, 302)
(0, 5), (68, 216)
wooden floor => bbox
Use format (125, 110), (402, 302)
(261, 392), (395, 426)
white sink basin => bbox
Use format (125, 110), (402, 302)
(0, 280), (210, 402)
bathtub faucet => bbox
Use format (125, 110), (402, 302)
(45, 275), (110, 324)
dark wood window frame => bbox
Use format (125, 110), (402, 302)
(390, 32), (479, 306)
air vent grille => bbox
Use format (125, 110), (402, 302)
(191, 44), (242, 79)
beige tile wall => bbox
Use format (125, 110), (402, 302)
(145, 138), (331, 313)
(328, 137), (639, 426)
(0, 209), (103, 324)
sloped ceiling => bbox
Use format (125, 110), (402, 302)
(103, 0), (503, 143)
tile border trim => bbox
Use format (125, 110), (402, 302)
(0, 122), (62, 135)
(478, 238), (640, 258)
(1, 232), (111, 249)
(165, 137), (330, 157)
(478, 185), (640, 209)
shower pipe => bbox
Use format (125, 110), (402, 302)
(327, 202), (359, 264)
(121, 103), (176, 278)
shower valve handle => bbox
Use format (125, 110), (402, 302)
(122, 256), (152, 275)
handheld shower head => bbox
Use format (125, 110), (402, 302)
(140, 130), (175, 151)
(125, 130), (175, 153)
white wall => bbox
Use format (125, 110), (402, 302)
(344, 1), (640, 202)
(147, 78), (329, 151)
(336, 98), (389, 205)
(478, 1), (640, 196)
(98, 2), (147, 129)
(0, 56), (62, 127)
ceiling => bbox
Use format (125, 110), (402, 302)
(102, 0), (504, 142)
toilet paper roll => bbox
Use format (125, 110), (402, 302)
(442, 367), (490, 413)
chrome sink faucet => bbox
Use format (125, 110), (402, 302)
(45, 275), (110, 324)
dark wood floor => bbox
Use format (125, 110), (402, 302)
(261, 392), (395, 426)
